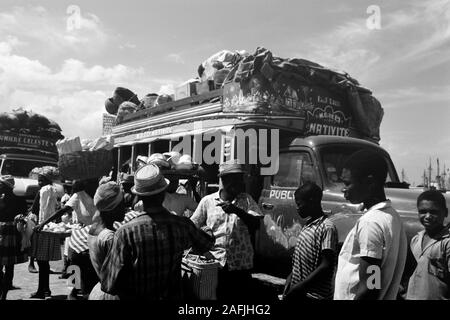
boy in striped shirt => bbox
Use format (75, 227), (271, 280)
(283, 182), (338, 301)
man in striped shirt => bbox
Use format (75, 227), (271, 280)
(100, 164), (214, 300)
(283, 182), (338, 301)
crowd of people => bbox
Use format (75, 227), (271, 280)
(0, 149), (449, 300)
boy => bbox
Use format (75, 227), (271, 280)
(406, 190), (450, 300)
(334, 149), (407, 300)
(283, 182), (338, 301)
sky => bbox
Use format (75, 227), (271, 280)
(0, 0), (449, 185)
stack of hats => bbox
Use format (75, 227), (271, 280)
(147, 153), (170, 168)
(154, 94), (173, 107)
(148, 152), (195, 170)
(139, 93), (159, 109)
(105, 87), (140, 115)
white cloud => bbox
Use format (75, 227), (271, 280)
(293, 0), (450, 85)
(167, 53), (185, 64)
(158, 84), (175, 95)
(377, 85), (450, 109)
(7, 89), (106, 139)
(119, 43), (137, 50)
(0, 37), (147, 138)
(0, 6), (109, 57)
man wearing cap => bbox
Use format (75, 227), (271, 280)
(100, 164), (214, 300)
(190, 160), (264, 300)
(0, 175), (28, 299)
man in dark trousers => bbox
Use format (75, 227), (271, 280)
(191, 160), (264, 300)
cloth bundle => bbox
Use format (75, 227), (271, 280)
(223, 47), (384, 142)
(115, 102), (139, 124)
(56, 137), (82, 155)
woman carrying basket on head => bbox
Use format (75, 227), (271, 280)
(29, 167), (61, 299)
(0, 175), (28, 300)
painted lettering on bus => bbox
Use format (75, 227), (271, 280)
(269, 190), (295, 200)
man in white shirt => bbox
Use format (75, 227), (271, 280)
(334, 149), (407, 300)
(163, 178), (198, 217)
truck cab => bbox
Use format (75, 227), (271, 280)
(0, 153), (61, 204)
(254, 135), (448, 278)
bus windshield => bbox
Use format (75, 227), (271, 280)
(318, 145), (401, 192)
(0, 158), (56, 177)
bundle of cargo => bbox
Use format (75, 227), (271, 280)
(57, 136), (114, 180)
(29, 166), (60, 181)
(221, 47), (384, 142)
(41, 221), (82, 238)
(0, 108), (63, 159)
(104, 87), (140, 115)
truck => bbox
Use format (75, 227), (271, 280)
(108, 48), (450, 294)
(0, 109), (64, 204)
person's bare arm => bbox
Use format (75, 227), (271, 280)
(284, 249), (335, 301)
(34, 206), (73, 231)
(354, 256), (381, 300)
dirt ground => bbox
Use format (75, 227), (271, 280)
(6, 257), (72, 300)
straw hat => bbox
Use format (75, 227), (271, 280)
(131, 164), (169, 196)
(148, 153), (170, 168)
(173, 154), (194, 170)
(218, 159), (246, 177)
(136, 155), (149, 165)
(163, 151), (182, 168)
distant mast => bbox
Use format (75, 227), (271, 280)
(423, 170), (427, 188)
(428, 158), (432, 189)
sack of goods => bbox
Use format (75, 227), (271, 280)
(182, 254), (220, 300)
(29, 166), (60, 181)
(57, 136), (114, 180)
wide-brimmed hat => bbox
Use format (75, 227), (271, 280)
(131, 164), (169, 196)
(0, 175), (15, 189)
(163, 151), (182, 167)
(148, 153), (170, 168)
(136, 155), (149, 165)
(173, 154), (194, 170)
(218, 159), (246, 177)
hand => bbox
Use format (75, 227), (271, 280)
(200, 226), (214, 237)
(284, 285), (307, 302)
(33, 224), (43, 232)
(216, 201), (239, 214)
